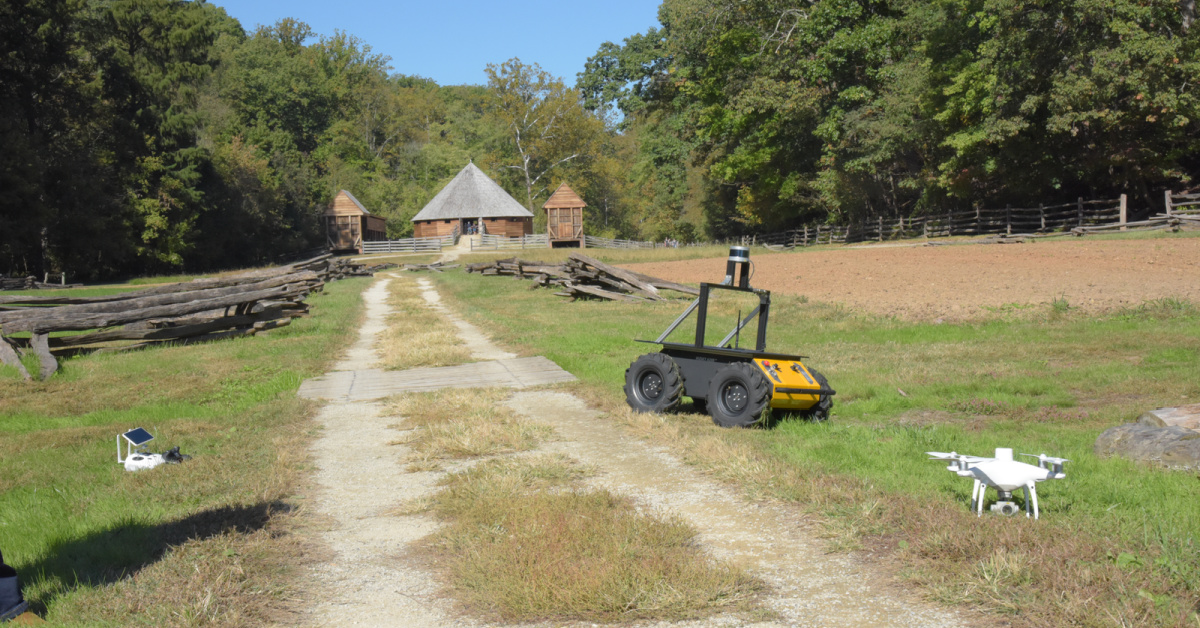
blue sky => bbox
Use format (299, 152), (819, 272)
(218, 0), (662, 87)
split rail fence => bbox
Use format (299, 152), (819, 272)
(0, 255), (372, 382)
(755, 196), (1130, 249)
(754, 193), (1200, 249)
(1165, 190), (1200, 217)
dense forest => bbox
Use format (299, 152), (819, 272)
(2, 0), (1197, 279)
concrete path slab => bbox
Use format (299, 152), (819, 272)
(298, 356), (575, 402)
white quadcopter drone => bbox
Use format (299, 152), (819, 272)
(927, 448), (1068, 519)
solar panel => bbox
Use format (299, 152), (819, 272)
(121, 428), (154, 446)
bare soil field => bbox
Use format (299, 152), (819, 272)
(626, 237), (1200, 319)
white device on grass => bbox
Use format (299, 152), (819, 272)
(118, 427), (165, 471)
(927, 447), (1068, 519)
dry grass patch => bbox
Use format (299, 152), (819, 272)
(386, 388), (552, 465)
(377, 276), (471, 370)
(42, 502), (312, 627)
(417, 455), (764, 624)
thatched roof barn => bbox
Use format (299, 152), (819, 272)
(324, 190), (386, 253)
(411, 162), (534, 238)
(543, 183), (587, 247)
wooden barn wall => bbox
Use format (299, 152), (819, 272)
(483, 217), (532, 238)
(414, 220), (457, 238)
(330, 194), (363, 215)
(363, 215), (387, 241)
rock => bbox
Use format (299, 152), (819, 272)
(1094, 423), (1200, 471)
(1143, 403), (1200, 431)
(1137, 412), (1167, 427)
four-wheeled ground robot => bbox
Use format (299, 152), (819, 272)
(624, 246), (835, 427)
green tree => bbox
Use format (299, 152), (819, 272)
(485, 59), (608, 213)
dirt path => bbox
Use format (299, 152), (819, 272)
(300, 278), (464, 627)
(298, 275), (973, 627)
(627, 237), (1200, 319)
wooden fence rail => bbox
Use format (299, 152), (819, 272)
(582, 235), (658, 249)
(1165, 190), (1200, 216)
(756, 195), (1133, 250)
(361, 235), (453, 254)
(470, 234), (550, 251)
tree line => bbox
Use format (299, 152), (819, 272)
(579, 0), (1199, 235)
(1, 0), (617, 280)
(2, 0), (1197, 280)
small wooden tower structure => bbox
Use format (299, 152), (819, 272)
(543, 183), (586, 248)
(324, 190), (387, 253)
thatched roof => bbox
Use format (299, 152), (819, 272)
(543, 183), (587, 209)
(411, 162), (533, 222)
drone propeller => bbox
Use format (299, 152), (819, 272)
(1019, 453), (1069, 479)
(927, 451), (988, 462)
(927, 451), (989, 473)
(1019, 453), (1069, 464)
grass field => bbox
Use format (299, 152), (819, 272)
(430, 248), (1200, 627)
(0, 277), (371, 626)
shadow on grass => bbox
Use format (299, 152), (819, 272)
(22, 501), (290, 613)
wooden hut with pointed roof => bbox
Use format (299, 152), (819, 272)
(543, 183), (587, 248)
(411, 162), (534, 238)
(324, 190), (387, 253)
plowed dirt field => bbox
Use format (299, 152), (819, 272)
(625, 237), (1200, 320)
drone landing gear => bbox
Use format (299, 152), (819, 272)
(1023, 483), (1040, 520)
(971, 481), (1041, 519)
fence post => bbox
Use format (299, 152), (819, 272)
(1040, 204), (1046, 230)
(975, 204), (981, 233)
(947, 209), (953, 236)
(878, 216), (884, 242)
(1165, 189), (1173, 217)
(1005, 205), (1011, 235)
(923, 217), (928, 239)
(1119, 194), (1127, 231)
(1077, 197), (1084, 226)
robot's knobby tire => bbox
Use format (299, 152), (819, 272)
(624, 353), (683, 413)
(707, 362), (771, 428)
(806, 370), (834, 422)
